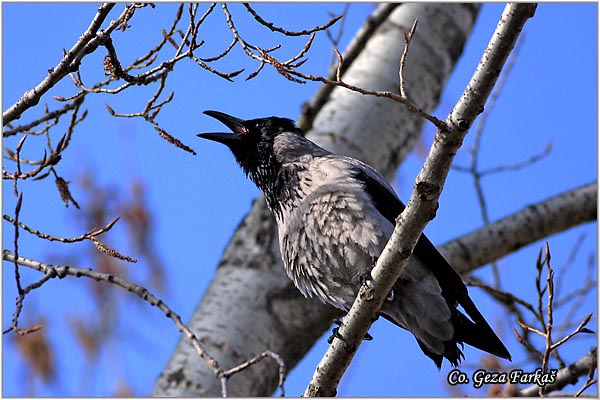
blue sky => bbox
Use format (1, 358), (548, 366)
(2, 3), (597, 397)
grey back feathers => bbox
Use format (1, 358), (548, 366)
(198, 111), (511, 368)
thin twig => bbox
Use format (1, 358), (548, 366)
(219, 350), (287, 397)
(550, 313), (594, 351)
(399, 18), (417, 99)
(3, 3), (118, 124)
(325, 3), (350, 68)
(242, 3), (342, 36)
(3, 214), (120, 243)
(3, 250), (287, 396)
(541, 243), (554, 376)
(2, 250), (222, 373)
(3, 97), (84, 137)
(3, 271), (55, 335)
(519, 348), (597, 396)
(452, 34), (526, 288)
(289, 66), (446, 130)
(512, 327), (544, 359)
(465, 277), (539, 318)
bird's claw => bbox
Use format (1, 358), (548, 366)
(327, 326), (344, 344)
(328, 318), (374, 344)
(359, 271), (374, 286)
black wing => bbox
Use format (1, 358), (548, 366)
(351, 167), (511, 363)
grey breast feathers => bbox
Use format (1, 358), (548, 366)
(276, 155), (394, 310)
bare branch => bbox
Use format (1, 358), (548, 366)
(550, 313), (595, 351)
(442, 182), (597, 275)
(325, 3), (350, 68)
(3, 270), (54, 336)
(517, 318), (547, 338)
(575, 360), (597, 398)
(3, 97), (84, 137)
(3, 214), (120, 243)
(518, 348), (597, 396)
(304, 4), (538, 396)
(298, 3), (400, 131)
(7, 193), (25, 334)
(219, 350), (287, 397)
(200, 38), (236, 62)
(449, 33), (526, 288)
(243, 3), (342, 36)
(465, 277), (539, 319)
(512, 327), (544, 360)
(290, 67), (446, 130)
(541, 244), (555, 375)
(399, 18), (417, 99)
(3, 250), (287, 396)
(3, 3), (116, 124)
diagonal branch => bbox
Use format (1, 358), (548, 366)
(3, 97), (84, 137)
(2, 249), (222, 371)
(298, 3), (400, 131)
(304, 3), (538, 396)
(2, 3), (116, 124)
(3, 250), (288, 396)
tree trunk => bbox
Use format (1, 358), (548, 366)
(152, 3), (480, 397)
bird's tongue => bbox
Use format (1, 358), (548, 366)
(232, 125), (248, 135)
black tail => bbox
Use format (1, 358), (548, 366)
(453, 296), (512, 361)
(411, 234), (511, 367)
(385, 303), (511, 369)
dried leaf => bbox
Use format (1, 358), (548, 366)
(105, 103), (116, 115)
(55, 176), (80, 209)
(90, 236), (138, 263)
(155, 127), (197, 155)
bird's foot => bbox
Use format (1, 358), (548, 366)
(358, 271), (374, 286)
(358, 271), (394, 303)
(327, 326), (344, 344)
(327, 318), (373, 345)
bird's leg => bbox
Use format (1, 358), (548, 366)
(327, 318), (373, 346)
(358, 271), (374, 286)
(327, 327), (343, 344)
(327, 318), (344, 344)
(327, 320), (357, 353)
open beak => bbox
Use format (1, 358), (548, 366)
(197, 110), (248, 144)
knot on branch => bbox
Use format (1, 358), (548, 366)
(416, 181), (440, 202)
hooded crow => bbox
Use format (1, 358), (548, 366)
(198, 110), (511, 368)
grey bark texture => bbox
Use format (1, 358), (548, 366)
(153, 3), (481, 397)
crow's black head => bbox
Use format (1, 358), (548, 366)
(198, 110), (304, 199)
(198, 110), (301, 151)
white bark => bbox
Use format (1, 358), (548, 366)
(152, 3), (481, 397)
(310, 3), (479, 178)
(442, 182), (597, 275)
